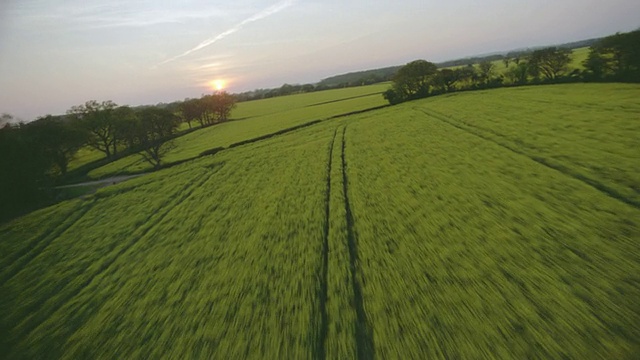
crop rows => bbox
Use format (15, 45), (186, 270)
(343, 104), (640, 358)
(419, 84), (640, 206)
(2, 84), (639, 358)
(2, 121), (343, 358)
(87, 86), (388, 179)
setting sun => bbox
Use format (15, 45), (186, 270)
(211, 79), (225, 91)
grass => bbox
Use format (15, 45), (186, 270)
(571, 47), (590, 69)
(343, 98), (639, 358)
(83, 84), (388, 179)
(2, 121), (340, 358)
(2, 83), (638, 358)
(421, 83), (640, 205)
(67, 147), (105, 172)
(444, 47), (591, 76)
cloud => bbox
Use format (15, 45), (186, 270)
(158, 0), (297, 66)
(12, 1), (228, 30)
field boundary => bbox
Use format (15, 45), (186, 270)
(76, 105), (390, 183)
(305, 92), (385, 107)
(227, 120), (323, 149)
(505, 94), (640, 114)
(420, 108), (640, 210)
(225, 105), (389, 150)
(341, 126), (375, 359)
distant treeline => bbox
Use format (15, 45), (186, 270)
(383, 30), (640, 105)
(232, 37), (604, 102)
(436, 38), (601, 68)
(233, 78), (391, 102)
(0, 92), (237, 222)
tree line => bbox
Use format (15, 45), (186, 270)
(384, 29), (640, 105)
(0, 92), (236, 222)
(234, 71), (397, 102)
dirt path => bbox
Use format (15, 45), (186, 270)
(56, 175), (143, 189)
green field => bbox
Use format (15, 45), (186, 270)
(447, 47), (591, 76)
(68, 84), (389, 178)
(2, 83), (639, 358)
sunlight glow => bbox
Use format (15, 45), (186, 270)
(211, 79), (225, 91)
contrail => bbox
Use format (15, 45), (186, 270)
(158, 0), (296, 65)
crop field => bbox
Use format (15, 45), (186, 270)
(231, 83), (390, 120)
(2, 121), (340, 358)
(343, 99), (639, 358)
(2, 83), (639, 358)
(67, 147), (108, 172)
(421, 84), (640, 206)
(449, 47), (591, 76)
(68, 83), (389, 177)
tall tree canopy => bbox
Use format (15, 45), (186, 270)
(67, 100), (119, 158)
(0, 120), (59, 221)
(384, 60), (438, 104)
(179, 92), (237, 128)
(528, 47), (572, 80)
(29, 115), (87, 175)
(393, 60), (438, 98)
(584, 30), (640, 81)
(128, 108), (181, 168)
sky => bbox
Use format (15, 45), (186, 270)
(0, 0), (638, 121)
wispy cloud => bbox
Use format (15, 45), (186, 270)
(158, 0), (297, 66)
(13, 1), (228, 30)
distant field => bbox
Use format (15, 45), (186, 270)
(67, 147), (106, 172)
(570, 47), (590, 69)
(2, 83), (638, 358)
(444, 47), (590, 75)
(74, 83), (389, 179)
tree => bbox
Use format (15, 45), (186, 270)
(503, 57), (511, 68)
(584, 30), (640, 81)
(505, 62), (529, 84)
(179, 98), (206, 128)
(178, 92), (236, 128)
(112, 106), (140, 149)
(212, 91), (236, 122)
(129, 108), (181, 168)
(431, 69), (459, 92)
(175, 108), (191, 129)
(0, 121), (53, 221)
(28, 115), (87, 175)
(455, 65), (477, 88)
(513, 55), (521, 65)
(382, 88), (403, 105)
(528, 47), (572, 80)
(113, 106), (138, 150)
(301, 84), (315, 93)
(278, 83), (297, 96)
(392, 60), (438, 99)
(478, 61), (495, 84)
(67, 100), (119, 158)
(583, 50), (609, 80)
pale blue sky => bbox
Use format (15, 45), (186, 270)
(1, 0), (638, 120)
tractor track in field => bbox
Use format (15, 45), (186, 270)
(420, 108), (640, 210)
(506, 95), (640, 114)
(8, 166), (223, 350)
(341, 126), (375, 360)
(0, 200), (97, 287)
(316, 128), (338, 360)
(305, 92), (384, 107)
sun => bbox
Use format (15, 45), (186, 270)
(210, 79), (225, 91)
